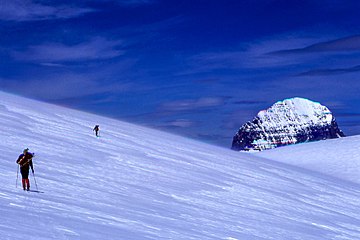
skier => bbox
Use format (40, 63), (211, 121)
(16, 148), (34, 191)
(93, 125), (100, 137)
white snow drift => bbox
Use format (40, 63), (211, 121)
(257, 135), (360, 185)
(0, 91), (359, 240)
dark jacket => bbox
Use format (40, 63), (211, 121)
(16, 152), (34, 178)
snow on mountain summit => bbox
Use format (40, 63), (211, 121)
(258, 97), (333, 127)
(232, 97), (345, 151)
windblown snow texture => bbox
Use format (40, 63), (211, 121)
(232, 97), (345, 151)
(0, 92), (359, 240)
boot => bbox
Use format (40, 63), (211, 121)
(22, 179), (26, 190)
(25, 179), (30, 191)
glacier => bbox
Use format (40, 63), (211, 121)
(0, 91), (359, 240)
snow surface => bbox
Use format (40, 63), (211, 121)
(256, 136), (360, 185)
(257, 97), (333, 128)
(1, 91), (360, 240)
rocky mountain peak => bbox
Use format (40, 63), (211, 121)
(232, 97), (345, 151)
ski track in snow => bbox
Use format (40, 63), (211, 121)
(1, 91), (360, 240)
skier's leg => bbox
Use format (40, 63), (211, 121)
(25, 179), (30, 191)
(22, 179), (26, 190)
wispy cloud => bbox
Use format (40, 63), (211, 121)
(39, 63), (67, 67)
(269, 35), (360, 55)
(183, 36), (321, 73)
(2, 73), (128, 100)
(297, 65), (360, 76)
(0, 0), (93, 22)
(233, 100), (266, 105)
(88, 0), (155, 6)
(115, 0), (156, 6)
(182, 34), (360, 81)
(160, 97), (225, 112)
(189, 51), (245, 72)
(12, 37), (124, 63)
(163, 119), (195, 128)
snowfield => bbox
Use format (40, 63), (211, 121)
(257, 135), (360, 185)
(1, 91), (360, 240)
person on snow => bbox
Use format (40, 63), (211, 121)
(16, 148), (34, 191)
(93, 125), (100, 137)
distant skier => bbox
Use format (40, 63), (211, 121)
(93, 125), (100, 137)
(16, 148), (34, 191)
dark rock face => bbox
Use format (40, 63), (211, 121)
(231, 98), (345, 151)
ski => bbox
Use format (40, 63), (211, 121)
(26, 190), (44, 193)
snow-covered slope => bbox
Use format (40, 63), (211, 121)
(232, 97), (345, 151)
(256, 135), (360, 185)
(1, 91), (360, 240)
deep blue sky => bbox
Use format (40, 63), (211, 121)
(1, 0), (360, 147)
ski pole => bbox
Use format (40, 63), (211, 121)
(16, 165), (19, 188)
(32, 171), (38, 191)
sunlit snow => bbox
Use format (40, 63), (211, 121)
(256, 136), (360, 185)
(1, 91), (360, 240)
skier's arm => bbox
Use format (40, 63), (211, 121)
(16, 155), (24, 164)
